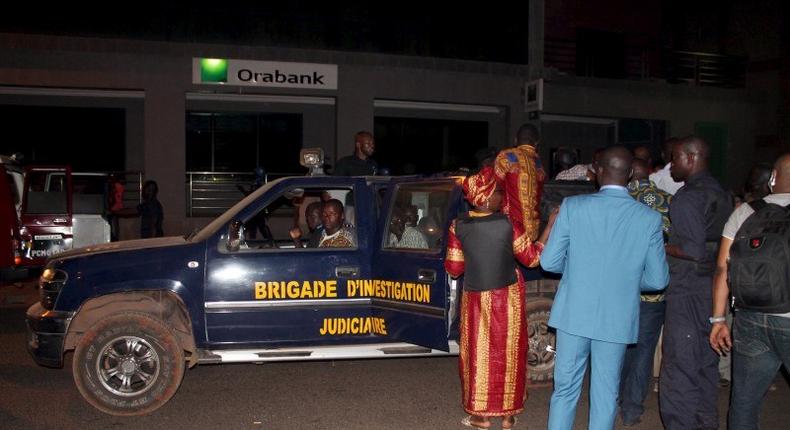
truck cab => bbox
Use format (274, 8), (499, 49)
(26, 173), (466, 415)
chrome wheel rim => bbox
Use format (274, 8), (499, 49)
(96, 336), (160, 397)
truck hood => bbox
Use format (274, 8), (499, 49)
(54, 236), (188, 261)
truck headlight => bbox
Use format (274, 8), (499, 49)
(39, 268), (68, 310)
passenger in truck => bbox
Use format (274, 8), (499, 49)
(317, 199), (356, 248)
(387, 206), (428, 249)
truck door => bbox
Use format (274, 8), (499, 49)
(20, 167), (73, 266)
(370, 179), (463, 351)
(203, 178), (376, 346)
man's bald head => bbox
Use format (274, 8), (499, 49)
(671, 135), (710, 181)
(324, 199), (344, 213)
(597, 146), (633, 186)
(678, 136), (710, 160)
(772, 153), (790, 193)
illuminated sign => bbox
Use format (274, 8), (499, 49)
(319, 317), (388, 336)
(253, 279), (431, 304)
(193, 58), (338, 90)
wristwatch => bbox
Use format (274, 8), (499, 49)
(709, 316), (726, 324)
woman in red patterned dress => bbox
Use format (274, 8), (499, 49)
(446, 166), (556, 429)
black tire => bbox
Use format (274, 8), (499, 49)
(527, 297), (555, 385)
(72, 312), (185, 416)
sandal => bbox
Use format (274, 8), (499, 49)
(502, 416), (518, 430)
(461, 415), (490, 429)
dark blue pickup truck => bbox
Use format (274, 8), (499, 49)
(26, 168), (593, 416)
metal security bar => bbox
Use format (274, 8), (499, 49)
(544, 37), (747, 88)
(664, 50), (746, 88)
(185, 171), (297, 217)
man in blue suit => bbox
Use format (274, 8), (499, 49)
(541, 146), (669, 430)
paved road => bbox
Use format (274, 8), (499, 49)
(2, 282), (789, 429)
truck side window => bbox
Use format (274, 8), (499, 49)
(227, 187), (357, 251)
(383, 183), (452, 252)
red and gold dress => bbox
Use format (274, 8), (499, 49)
(494, 144), (546, 241)
(445, 210), (543, 417)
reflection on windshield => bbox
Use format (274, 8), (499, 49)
(190, 179), (281, 243)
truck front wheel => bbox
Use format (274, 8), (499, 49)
(72, 312), (185, 416)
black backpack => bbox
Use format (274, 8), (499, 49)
(728, 199), (790, 313)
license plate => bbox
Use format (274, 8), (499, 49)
(31, 239), (66, 258)
(34, 234), (63, 240)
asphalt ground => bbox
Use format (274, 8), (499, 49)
(2, 280), (789, 429)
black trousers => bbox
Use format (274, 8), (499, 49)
(659, 292), (720, 429)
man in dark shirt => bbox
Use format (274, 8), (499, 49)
(137, 180), (164, 238)
(289, 201), (324, 248)
(333, 131), (378, 176)
(659, 136), (733, 430)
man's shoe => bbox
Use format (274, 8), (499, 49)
(622, 416), (641, 427)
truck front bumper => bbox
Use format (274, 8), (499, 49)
(25, 302), (73, 368)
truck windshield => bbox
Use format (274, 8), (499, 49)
(189, 178), (281, 243)
(25, 170), (68, 215)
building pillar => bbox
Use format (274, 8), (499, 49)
(335, 67), (375, 166)
(528, 0), (545, 81)
(144, 85), (186, 236)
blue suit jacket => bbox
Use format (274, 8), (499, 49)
(541, 186), (669, 344)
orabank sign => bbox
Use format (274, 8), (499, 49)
(193, 58), (338, 90)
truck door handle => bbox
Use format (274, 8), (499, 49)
(53, 218), (69, 225)
(418, 269), (436, 283)
(335, 266), (359, 278)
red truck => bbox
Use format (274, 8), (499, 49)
(17, 167), (112, 268)
(0, 159), (26, 281)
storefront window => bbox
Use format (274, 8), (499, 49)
(186, 112), (302, 173)
(374, 117), (488, 175)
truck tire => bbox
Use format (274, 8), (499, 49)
(527, 297), (555, 385)
(72, 312), (185, 416)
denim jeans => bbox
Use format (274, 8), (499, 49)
(619, 300), (665, 422)
(729, 310), (790, 430)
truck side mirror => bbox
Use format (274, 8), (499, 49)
(226, 220), (244, 252)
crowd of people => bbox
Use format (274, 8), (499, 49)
(434, 125), (788, 430)
(292, 125), (789, 429)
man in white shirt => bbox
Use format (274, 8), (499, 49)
(710, 153), (790, 430)
(649, 138), (684, 195)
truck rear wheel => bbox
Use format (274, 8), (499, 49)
(72, 312), (185, 415)
(527, 297), (555, 385)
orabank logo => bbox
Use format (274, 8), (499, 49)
(200, 58), (228, 83)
